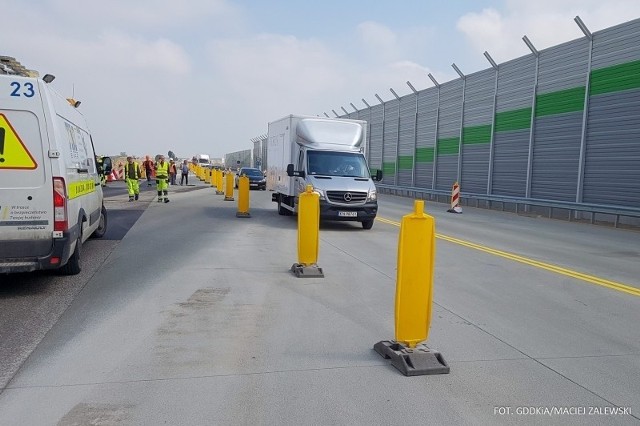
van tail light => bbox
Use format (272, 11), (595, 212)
(53, 177), (68, 232)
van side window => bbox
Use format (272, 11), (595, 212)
(62, 120), (94, 172)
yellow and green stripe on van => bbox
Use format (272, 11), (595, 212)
(68, 179), (96, 199)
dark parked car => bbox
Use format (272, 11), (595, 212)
(235, 167), (266, 190)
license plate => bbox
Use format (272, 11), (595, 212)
(338, 211), (357, 217)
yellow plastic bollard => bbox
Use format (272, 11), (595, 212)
(236, 175), (250, 217)
(395, 200), (435, 348)
(204, 168), (211, 184)
(372, 199), (448, 376)
(224, 171), (235, 201)
(291, 185), (323, 277)
(211, 168), (217, 187)
(216, 169), (224, 194)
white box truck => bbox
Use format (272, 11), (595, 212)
(194, 154), (210, 166)
(0, 72), (108, 275)
(267, 115), (382, 229)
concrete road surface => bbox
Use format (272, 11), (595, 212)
(0, 181), (638, 425)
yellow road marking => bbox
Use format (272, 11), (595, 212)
(376, 216), (640, 297)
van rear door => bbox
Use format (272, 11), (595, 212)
(0, 76), (53, 259)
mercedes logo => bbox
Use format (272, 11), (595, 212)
(343, 192), (352, 202)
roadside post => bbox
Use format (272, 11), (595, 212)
(374, 200), (449, 376)
(215, 169), (224, 195)
(211, 167), (217, 188)
(447, 181), (462, 213)
(291, 185), (323, 278)
(236, 175), (251, 218)
(224, 171), (235, 201)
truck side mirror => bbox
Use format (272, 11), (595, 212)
(372, 169), (382, 181)
(286, 163), (305, 178)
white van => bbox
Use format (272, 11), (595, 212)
(0, 73), (108, 275)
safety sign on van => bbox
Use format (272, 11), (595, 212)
(0, 113), (37, 169)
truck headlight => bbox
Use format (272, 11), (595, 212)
(367, 189), (377, 202)
(313, 188), (326, 200)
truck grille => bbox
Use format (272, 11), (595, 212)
(326, 191), (367, 204)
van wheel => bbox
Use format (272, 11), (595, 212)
(60, 233), (82, 275)
(90, 206), (108, 239)
(362, 219), (374, 230)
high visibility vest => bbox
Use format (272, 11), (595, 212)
(155, 161), (170, 179)
(124, 162), (140, 180)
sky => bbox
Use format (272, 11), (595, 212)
(2, 0), (640, 160)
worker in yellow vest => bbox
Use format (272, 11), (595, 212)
(124, 156), (141, 201)
(155, 155), (170, 203)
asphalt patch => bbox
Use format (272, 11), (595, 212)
(103, 208), (145, 240)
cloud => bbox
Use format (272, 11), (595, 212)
(204, 34), (348, 122)
(357, 21), (399, 59)
(356, 21), (435, 65)
(46, 0), (243, 31)
(457, 0), (640, 62)
(96, 33), (192, 75)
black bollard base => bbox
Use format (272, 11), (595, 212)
(374, 340), (450, 376)
(290, 263), (324, 278)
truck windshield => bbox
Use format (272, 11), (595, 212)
(307, 151), (370, 178)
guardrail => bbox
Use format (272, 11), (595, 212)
(376, 184), (640, 229)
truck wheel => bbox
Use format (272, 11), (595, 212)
(362, 219), (374, 230)
(59, 232), (82, 275)
(90, 206), (108, 239)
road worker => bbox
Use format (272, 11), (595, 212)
(124, 156), (141, 201)
(142, 155), (154, 186)
(96, 156), (107, 187)
(155, 155), (170, 203)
